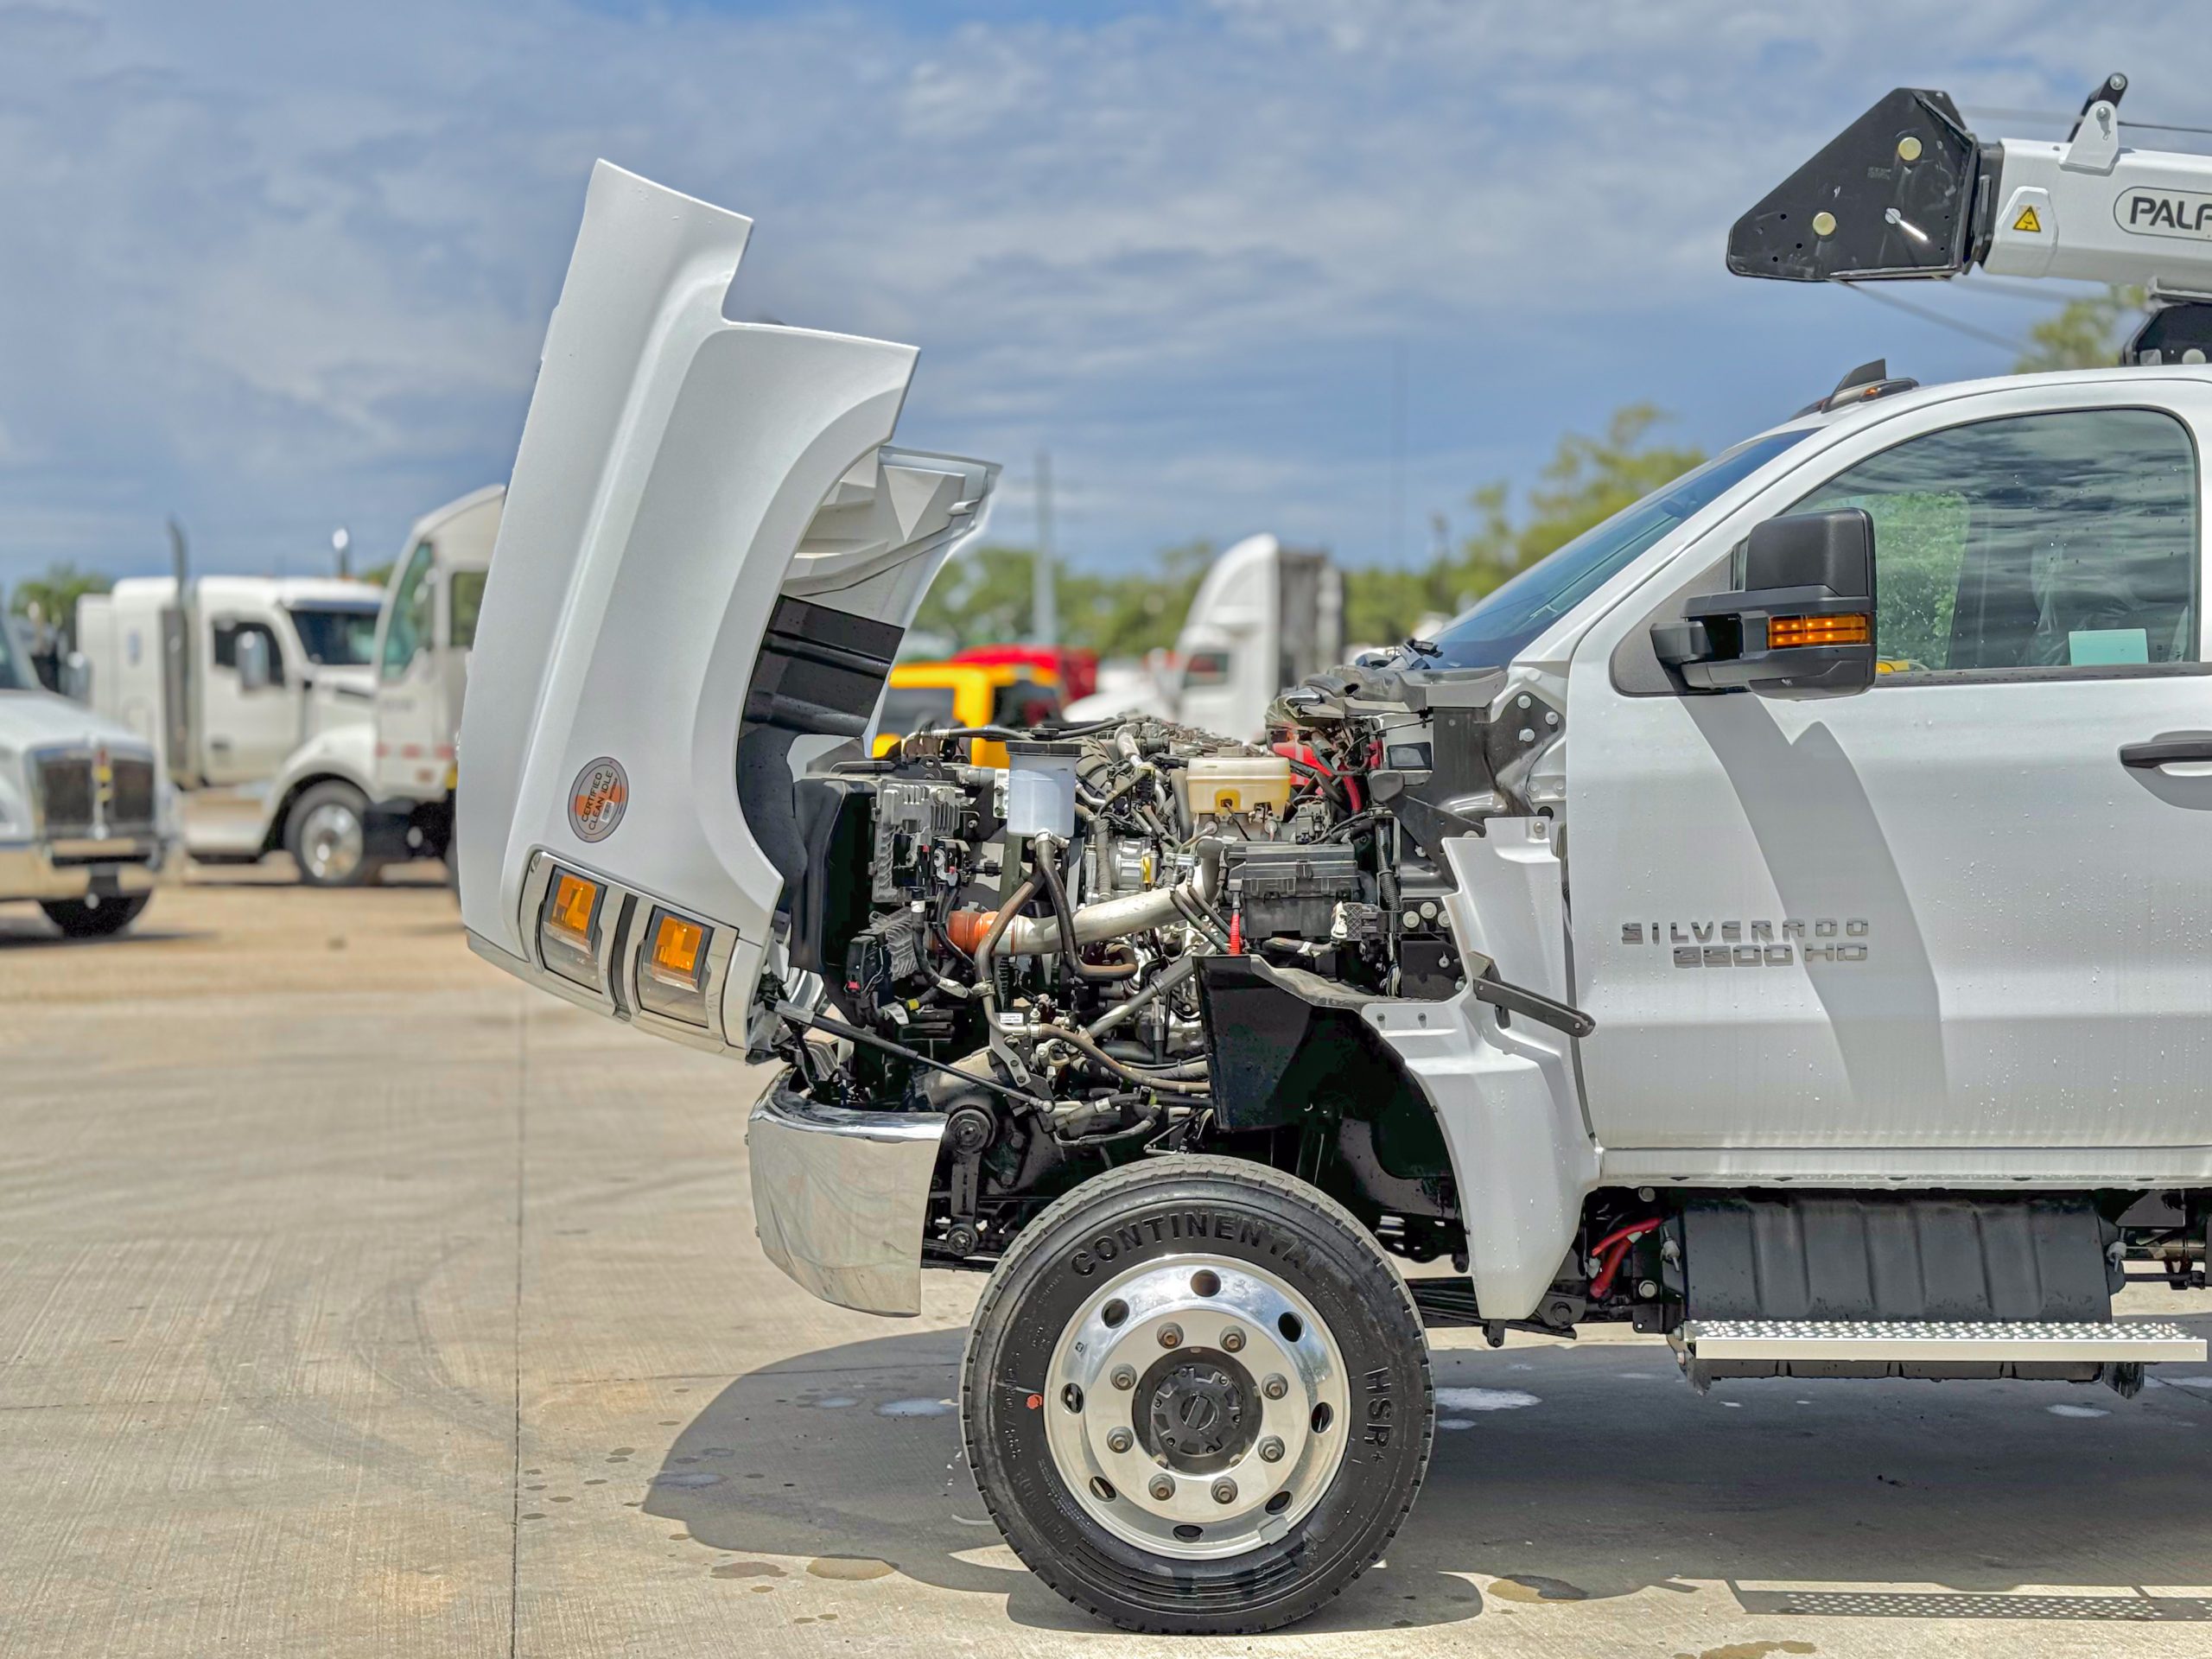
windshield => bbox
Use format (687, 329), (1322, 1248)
(1427, 429), (1812, 671)
(289, 604), (380, 667)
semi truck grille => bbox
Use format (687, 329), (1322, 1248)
(35, 749), (158, 839)
(109, 756), (157, 833)
(35, 754), (96, 837)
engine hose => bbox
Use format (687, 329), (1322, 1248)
(1046, 1023), (1212, 1095)
(1032, 835), (1141, 982)
(1169, 885), (1233, 950)
(975, 874), (1043, 1087)
(1084, 955), (1198, 1039)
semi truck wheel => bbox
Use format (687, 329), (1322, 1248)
(40, 894), (150, 938)
(286, 782), (384, 888)
(962, 1155), (1432, 1634)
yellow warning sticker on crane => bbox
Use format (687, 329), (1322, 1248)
(2013, 205), (2044, 233)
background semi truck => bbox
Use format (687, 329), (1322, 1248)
(74, 575), (381, 863)
(72, 486), (502, 886)
(1062, 532), (1342, 740)
(0, 604), (176, 935)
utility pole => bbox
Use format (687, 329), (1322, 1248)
(1388, 340), (1406, 564)
(1033, 448), (1057, 645)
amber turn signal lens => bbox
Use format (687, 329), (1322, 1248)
(651, 913), (704, 981)
(1768, 613), (1870, 649)
(549, 872), (599, 940)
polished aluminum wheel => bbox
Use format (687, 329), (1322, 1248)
(1042, 1255), (1350, 1560)
(299, 798), (364, 883)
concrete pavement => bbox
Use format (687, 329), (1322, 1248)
(3, 870), (2210, 1656)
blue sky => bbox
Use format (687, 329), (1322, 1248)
(1, 1), (2203, 588)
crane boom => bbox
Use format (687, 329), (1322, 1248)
(1731, 75), (2212, 362)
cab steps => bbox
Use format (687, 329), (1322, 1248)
(1677, 1319), (2204, 1364)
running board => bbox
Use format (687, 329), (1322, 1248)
(1678, 1319), (2204, 1364)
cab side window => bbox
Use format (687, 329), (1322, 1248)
(447, 569), (487, 652)
(382, 542), (436, 681)
(1792, 408), (2198, 675)
(212, 620), (284, 685)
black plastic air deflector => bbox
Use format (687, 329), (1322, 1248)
(1728, 88), (1984, 283)
(737, 596), (900, 916)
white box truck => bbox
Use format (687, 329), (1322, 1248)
(456, 85), (2212, 1634)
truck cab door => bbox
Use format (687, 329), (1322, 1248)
(1566, 383), (2212, 1160)
(199, 609), (296, 785)
(373, 539), (447, 801)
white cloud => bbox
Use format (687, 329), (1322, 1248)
(1, 1), (2205, 584)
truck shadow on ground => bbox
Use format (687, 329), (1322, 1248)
(647, 1317), (2212, 1632)
(0, 921), (206, 950)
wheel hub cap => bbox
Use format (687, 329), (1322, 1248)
(1041, 1255), (1351, 1560)
(302, 802), (362, 880)
(1142, 1355), (1255, 1471)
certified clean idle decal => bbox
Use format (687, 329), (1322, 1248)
(569, 757), (629, 842)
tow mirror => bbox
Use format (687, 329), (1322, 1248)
(60, 651), (92, 704)
(235, 629), (274, 692)
(1652, 508), (1877, 695)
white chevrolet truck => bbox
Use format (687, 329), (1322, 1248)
(0, 609), (175, 935)
(459, 82), (2212, 1633)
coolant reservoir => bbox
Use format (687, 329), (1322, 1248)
(1176, 753), (1294, 819)
(1005, 741), (1079, 839)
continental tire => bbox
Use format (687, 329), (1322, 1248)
(961, 1155), (1432, 1634)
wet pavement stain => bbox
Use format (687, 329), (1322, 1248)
(1488, 1575), (1588, 1604)
(710, 1560), (786, 1580)
(808, 1556), (896, 1581)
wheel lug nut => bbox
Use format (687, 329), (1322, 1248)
(1262, 1374), (1288, 1400)
(1148, 1475), (1175, 1501)
(1220, 1326), (1245, 1353)
(1258, 1436), (1285, 1463)
(1158, 1323), (1183, 1349)
(1106, 1428), (1133, 1453)
(1110, 1365), (1136, 1390)
(1211, 1478), (1238, 1505)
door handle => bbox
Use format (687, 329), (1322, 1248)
(2120, 737), (2212, 768)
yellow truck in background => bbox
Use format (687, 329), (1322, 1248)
(873, 659), (1062, 767)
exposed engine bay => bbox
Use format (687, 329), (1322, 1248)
(757, 669), (1598, 1284)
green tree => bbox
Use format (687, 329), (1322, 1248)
(6, 562), (112, 649)
(1344, 404), (1706, 646)
(2014, 284), (2145, 372)
(910, 543), (1036, 648)
(912, 539), (1216, 658)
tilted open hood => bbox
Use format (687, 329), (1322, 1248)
(457, 162), (995, 1051)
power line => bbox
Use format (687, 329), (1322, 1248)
(1837, 281), (2026, 353)
(1963, 105), (2212, 140)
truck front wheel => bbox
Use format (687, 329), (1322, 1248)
(286, 782), (385, 888)
(40, 894), (150, 938)
(962, 1155), (1433, 1634)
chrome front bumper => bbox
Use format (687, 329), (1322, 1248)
(746, 1071), (946, 1317)
(0, 836), (171, 903)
